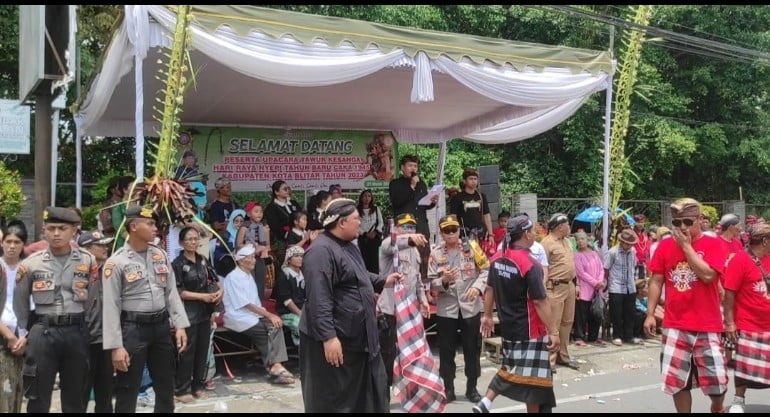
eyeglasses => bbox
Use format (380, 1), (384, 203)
(400, 225), (416, 232)
(672, 218), (695, 227)
(441, 227), (459, 234)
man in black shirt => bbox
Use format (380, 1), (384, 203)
(389, 155), (437, 280)
(449, 168), (494, 247)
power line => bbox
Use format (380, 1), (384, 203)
(604, 4), (768, 53)
(538, 5), (770, 66)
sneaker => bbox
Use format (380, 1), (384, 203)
(465, 389), (482, 403)
(728, 403), (745, 413)
(632, 337), (643, 344)
(472, 401), (490, 413)
(137, 392), (155, 408)
(612, 338), (623, 346)
(205, 380), (217, 390)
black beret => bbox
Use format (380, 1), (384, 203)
(42, 207), (81, 225)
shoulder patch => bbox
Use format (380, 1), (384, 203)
(76, 264), (89, 272)
(104, 261), (115, 280)
(16, 264), (27, 282)
(152, 253), (163, 261)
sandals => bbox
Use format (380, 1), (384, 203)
(268, 368), (295, 386)
(193, 390), (210, 400)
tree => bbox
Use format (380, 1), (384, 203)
(0, 161), (25, 224)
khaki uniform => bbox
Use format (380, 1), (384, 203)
(13, 247), (97, 413)
(102, 243), (189, 413)
(428, 240), (489, 394)
(541, 234), (576, 366)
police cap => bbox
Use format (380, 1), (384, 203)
(42, 207), (81, 225)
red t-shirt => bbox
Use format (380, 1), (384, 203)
(723, 250), (770, 332)
(648, 235), (727, 332)
(493, 227), (507, 246)
(720, 236), (744, 254)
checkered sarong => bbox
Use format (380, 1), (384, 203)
(392, 283), (446, 413)
(660, 328), (728, 395)
(495, 337), (553, 387)
(735, 330), (770, 386)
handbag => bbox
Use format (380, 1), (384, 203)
(203, 263), (222, 314)
(591, 292), (606, 321)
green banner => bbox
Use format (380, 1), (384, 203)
(188, 127), (397, 192)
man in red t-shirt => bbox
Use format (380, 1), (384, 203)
(717, 213), (744, 255)
(644, 198), (729, 413)
(723, 222), (770, 413)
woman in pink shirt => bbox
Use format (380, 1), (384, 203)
(573, 232), (606, 346)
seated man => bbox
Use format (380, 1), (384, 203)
(222, 244), (295, 385)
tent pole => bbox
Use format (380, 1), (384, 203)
(76, 135), (82, 209)
(434, 141), (448, 244)
(134, 53), (145, 180)
(601, 75), (614, 253)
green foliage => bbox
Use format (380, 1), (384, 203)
(80, 205), (100, 231)
(701, 204), (718, 224)
(0, 161), (25, 221)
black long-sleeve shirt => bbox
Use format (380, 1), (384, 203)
(299, 231), (384, 358)
(388, 176), (435, 238)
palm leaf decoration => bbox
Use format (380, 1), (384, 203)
(113, 6), (230, 253)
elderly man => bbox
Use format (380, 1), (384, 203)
(540, 213), (579, 371)
(428, 214), (489, 403)
(604, 229), (639, 346)
(718, 213), (744, 254)
(644, 198), (729, 413)
(299, 198), (403, 413)
(223, 244), (295, 386)
(723, 222), (770, 413)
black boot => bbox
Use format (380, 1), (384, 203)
(445, 383), (456, 403)
(465, 380), (482, 403)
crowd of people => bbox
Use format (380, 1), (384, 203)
(1, 150), (769, 413)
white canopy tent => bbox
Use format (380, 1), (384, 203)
(74, 5), (616, 248)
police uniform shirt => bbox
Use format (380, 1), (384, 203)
(428, 241), (489, 319)
(377, 235), (426, 315)
(102, 244), (190, 350)
(13, 247), (98, 331)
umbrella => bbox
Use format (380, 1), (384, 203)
(574, 206), (635, 225)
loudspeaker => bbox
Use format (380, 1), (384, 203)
(479, 184), (500, 203)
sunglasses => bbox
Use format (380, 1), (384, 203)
(672, 218), (696, 227)
(441, 227), (459, 234)
(400, 224), (416, 231)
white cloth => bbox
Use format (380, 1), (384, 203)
(223, 267), (262, 332)
(1, 259), (18, 333)
(530, 241), (550, 267)
(166, 226), (182, 262)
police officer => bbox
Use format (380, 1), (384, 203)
(78, 230), (116, 413)
(428, 214), (489, 404)
(13, 207), (97, 413)
(102, 206), (190, 413)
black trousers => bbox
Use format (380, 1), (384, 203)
(436, 313), (481, 392)
(573, 299), (601, 342)
(23, 322), (89, 413)
(358, 235), (381, 274)
(609, 292), (637, 342)
(175, 320), (211, 395)
(633, 310), (646, 338)
(83, 342), (114, 413)
(377, 313), (397, 388)
(113, 320), (175, 413)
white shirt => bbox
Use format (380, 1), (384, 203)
(358, 207), (384, 236)
(223, 267), (262, 332)
(1, 259), (19, 333)
(497, 240), (549, 267)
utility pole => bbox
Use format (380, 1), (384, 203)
(34, 91), (53, 235)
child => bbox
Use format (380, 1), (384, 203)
(235, 201), (271, 299)
(492, 211), (510, 247)
(633, 278), (650, 341)
(286, 210), (313, 249)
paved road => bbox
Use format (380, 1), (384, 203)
(47, 337), (770, 413)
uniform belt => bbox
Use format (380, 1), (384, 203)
(550, 279), (572, 286)
(36, 313), (85, 326)
(121, 310), (169, 324)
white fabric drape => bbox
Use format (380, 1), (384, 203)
(462, 98), (589, 144)
(432, 56), (608, 107)
(127, 5), (150, 180)
(76, 5), (613, 147)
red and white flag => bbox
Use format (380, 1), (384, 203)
(392, 282), (446, 413)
